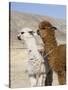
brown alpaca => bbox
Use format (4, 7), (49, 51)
(37, 21), (66, 85)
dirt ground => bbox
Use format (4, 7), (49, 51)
(10, 48), (30, 88)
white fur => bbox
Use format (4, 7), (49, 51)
(17, 28), (46, 87)
(52, 71), (59, 85)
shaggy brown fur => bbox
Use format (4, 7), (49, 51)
(37, 20), (66, 85)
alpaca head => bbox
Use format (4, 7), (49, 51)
(37, 20), (57, 39)
(17, 28), (36, 40)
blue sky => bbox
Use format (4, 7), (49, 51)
(10, 2), (66, 19)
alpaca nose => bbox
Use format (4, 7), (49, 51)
(17, 36), (21, 40)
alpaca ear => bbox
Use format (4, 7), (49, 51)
(51, 26), (57, 30)
(37, 29), (40, 35)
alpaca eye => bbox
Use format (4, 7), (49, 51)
(42, 27), (46, 29)
(29, 31), (33, 34)
(21, 32), (24, 34)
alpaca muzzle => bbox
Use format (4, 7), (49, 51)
(17, 36), (21, 40)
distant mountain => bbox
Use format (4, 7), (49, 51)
(10, 11), (66, 48)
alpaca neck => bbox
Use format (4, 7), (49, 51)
(43, 34), (57, 54)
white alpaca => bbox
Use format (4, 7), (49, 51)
(17, 28), (46, 87)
